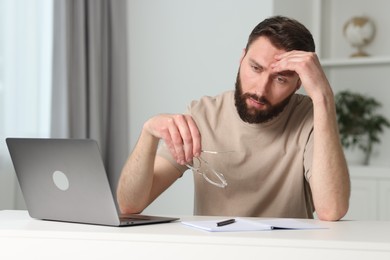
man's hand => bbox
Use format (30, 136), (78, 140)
(144, 114), (201, 165)
(271, 51), (332, 102)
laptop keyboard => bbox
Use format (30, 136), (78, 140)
(120, 214), (150, 221)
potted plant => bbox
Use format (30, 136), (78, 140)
(335, 90), (390, 165)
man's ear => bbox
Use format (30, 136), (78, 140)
(296, 78), (302, 91)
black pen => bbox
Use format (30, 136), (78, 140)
(217, 218), (236, 227)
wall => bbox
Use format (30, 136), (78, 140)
(127, 0), (273, 215)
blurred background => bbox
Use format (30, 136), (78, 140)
(1, 0), (389, 220)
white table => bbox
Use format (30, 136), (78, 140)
(1, 210), (390, 259)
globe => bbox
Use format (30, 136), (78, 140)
(343, 16), (376, 57)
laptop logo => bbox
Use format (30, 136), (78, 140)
(52, 171), (70, 191)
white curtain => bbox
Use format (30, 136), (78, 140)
(51, 0), (129, 199)
(0, 0), (53, 209)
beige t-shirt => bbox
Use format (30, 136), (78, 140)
(158, 91), (315, 218)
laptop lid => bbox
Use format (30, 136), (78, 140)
(6, 138), (178, 226)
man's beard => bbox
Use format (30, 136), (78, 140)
(234, 72), (293, 124)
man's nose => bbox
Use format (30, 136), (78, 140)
(254, 75), (272, 96)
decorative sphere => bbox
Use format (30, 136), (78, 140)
(343, 16), (376, 57)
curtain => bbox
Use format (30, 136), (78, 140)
(51, 0), (129, 199)
(0, 0), (53, 209)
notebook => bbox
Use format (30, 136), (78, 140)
(182, 218), (327, 232)
(6, 138), (179, 227)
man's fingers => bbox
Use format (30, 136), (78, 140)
(165, 114), (201, 164)
(148, 114), (201, 165)
(186, 116), (201, 157)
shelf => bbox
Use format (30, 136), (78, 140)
(321, 56), (390, 67)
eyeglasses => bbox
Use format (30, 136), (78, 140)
(186, 150), (233, 189)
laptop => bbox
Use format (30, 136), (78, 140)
(6, 138), (179, 227)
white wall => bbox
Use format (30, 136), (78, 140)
(127, 0), (273, 215)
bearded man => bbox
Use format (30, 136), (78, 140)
(117, 16), (350, 221)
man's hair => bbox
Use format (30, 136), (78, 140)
(246, 15), (315, 52)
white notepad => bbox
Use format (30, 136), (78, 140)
(182, 218), (327, 232)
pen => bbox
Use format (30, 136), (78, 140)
(217, 218), (236, 227)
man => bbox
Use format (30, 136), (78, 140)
(117, 16), (350, 221)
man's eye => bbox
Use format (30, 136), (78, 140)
(275, 75), (287, 84)
(251, 65), (260, 71)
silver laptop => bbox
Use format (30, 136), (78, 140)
(6, 138), (179, 227)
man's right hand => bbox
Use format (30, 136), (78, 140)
(144, 114), (201, 165)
